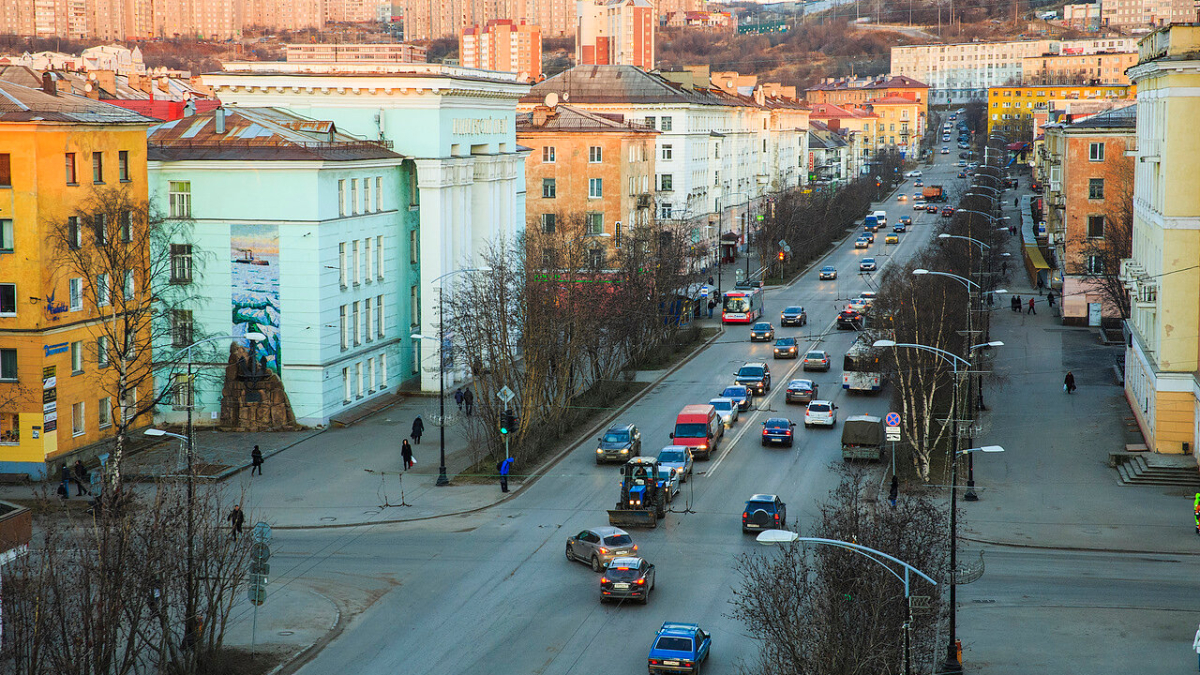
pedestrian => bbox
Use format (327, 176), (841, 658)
(1002, 261), (1009, 276)
(1047, 289), (1056, 308)
(497, 456), (514, 493)
(1037, 276), (1045, 295)
(411, 415), (424, 445)
(1064, 371), (1076, 394)
(707, 299), (716, 319)
(401, 439), (414, 471)
(251, 445), (263, 476)
(1015, 295), (1022, 312)
(463, 388), (474, 416)
(1027, 297), (1036, 314)
(228, 504), (245, 539)
(1011, 295), (1019, 312)
(73, 460), (90, 496)
(1014, 196), (1019, 208)
(60, 464), (71, 500)
(454, 388), (464, 411)
(1194, 493), (1200, 534)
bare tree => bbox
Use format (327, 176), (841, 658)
(1069, 161), (1133, 320)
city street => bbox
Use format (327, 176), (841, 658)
(240, 158), (961, 675)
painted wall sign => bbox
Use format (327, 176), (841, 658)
(452, 117), (506, 135)
(44, 342), (68, 357)
(231, 224), (281, 373)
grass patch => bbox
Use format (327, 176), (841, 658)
(201, 646), (293, 675)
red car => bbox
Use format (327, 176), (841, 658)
(941, 207), (955, 217)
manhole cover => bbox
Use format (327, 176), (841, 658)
(278, 630), (294, 636)
(319, 516), (337, 522)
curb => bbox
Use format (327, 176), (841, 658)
(960, 534), (1200, 558)
(265, 587), (345, 675)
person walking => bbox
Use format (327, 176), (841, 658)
(1015, 295), (1022, 313)
(228, 504), (245, 539)
(401, 439), (414, 471)
(1193, 493), (1200, 534)
(1037, 276), (1045, 295)
(1064, 371), (1076, 395)
(411, 415), (424, 445)
(1047, 289), (1056, 308)
(498, 456), (514, 493)
(1027, 297), (1037, 315)
(463, 388), (474, 416)
(73, 460), (90, 496)
(60, 464), (71, 500)
(707, 299), (716, 319)
(454, 388), (464, 411)
(1011, 295), (1019, 313)
(250, 445), (264, 476)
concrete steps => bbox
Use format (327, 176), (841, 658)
(1113, 453), (1200, 489)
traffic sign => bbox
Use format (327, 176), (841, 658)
(251, 542), (271, 563)
(249, 560), (271, 576)
(700, 286), (710, 298)
(885, 411), (901, 427)
(497, 386), (515, 404)
(252, 521), (272, 544)
(248, 585), (266, 606)
(886, 429), (902, 442)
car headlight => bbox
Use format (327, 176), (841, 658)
(596, 448), (604, 453)
(620, 448), (629, 453)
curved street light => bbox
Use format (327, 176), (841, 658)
(912, 268), (979, 290)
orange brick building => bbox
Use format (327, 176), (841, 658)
(460, 19), (542, 81)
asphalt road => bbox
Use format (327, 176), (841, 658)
(267, 157), (962, 675)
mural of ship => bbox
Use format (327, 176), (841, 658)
(234, 248), (270, 265)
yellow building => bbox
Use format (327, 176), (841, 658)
(987, 84), (1134, 136)
(1119, 25), (1200, 458)
(0, 78), (155, 478)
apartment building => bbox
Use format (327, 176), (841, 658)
(1100, 0), (1194, 29)
(1120, 25), (1200, 458)
(806, 120), (851, 188)
(806, 102), (879, 176)
(987, 83), (1134, 137)
(244, 0), (325, 30)
(1022, 51), (1138, 86)
(576, 0), (656, 70)
(1062, 2), (1101, 30)
(804, 75), (927, 157)
(460, 19), (542, 80)
(285, 43), (428, 63)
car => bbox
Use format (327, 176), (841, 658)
(734, 362), (771, 395)
(957, 159), (968, 167)
(742, 494), (787, 532)
(761, 417), (797, 447)
(818, 265), (837, 280)
(567, 527), (638, 572)
(897, 215), (912, 227)
(957, 171), (967, 178)
(912, 192), (922, 201)
(780, 305), (807, 326)
(708, 397), (739, 428)
(721, 385), (753, 412)
(802, 349), (831, 371)
(942, 136), (951, 143)
(941, 206), (955, 217)
(862, 230), (875, 243)
(657, 465), (681, 502)
(600, 556), (656, 604)
(885, 233), (900, 244)
(958, 143), (969, 150)
(926, 204), (939, 213)
(913, 179), (924, 187)
(847, 297), (868, 312)
(595, 423), (642, 464)
(773, 337), (799, 359)
(859, 257), (877, 272)
(648, 622), (711, 674)
(897, 193), (907, 201)
(785, 378), (819, 404)
(968, 162), (980, 170)
(949, 114), (957, 120)
(854, 236), (871, 249)
(656, 445), (694, 483)
(860, 290), (877, 307)
(940, 147), (950, 154)
(905, 169), (922, 177)
(837, 309), (863, 330)
(804, 400), (838, 427)
(913, 199), (926, 210)
(749, 321), (775, 341)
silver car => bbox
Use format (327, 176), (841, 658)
(657, 466), (681, 502)
(709, 397), (739, 428)
(566, 526), (638, 572)
(657, 445), (694, 483)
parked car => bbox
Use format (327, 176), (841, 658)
(854, 236), (871, 249)
(721, 385), (753, 412)
(595, 423), (642, 464)
(804, 400), (838, 427)
(734, 362), (771, 395)
(648, 622), (711, 674)
(761, 417), (797, 447)
(566, 527), (637, 572)
(708, 397), (739, 427)
(837, 309), (863, 330)
(802, 350), (831, 371)
(780, 305), (807, 326)
(859, 257), (877, 272)
(905, 169), (922, 177)
(773, 337), (799, 359)
(749, 322), (775, 341)
(742, 494), (787, 532)
(656, 445), (694, 483)
(818, 265), (838, 280)
(885, 233), (900, 244)
(601, 557), (656, 604)
(785, 379), (818, 404)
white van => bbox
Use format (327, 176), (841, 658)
(873, 210), (888, 228)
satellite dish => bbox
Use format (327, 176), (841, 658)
(543, 92), (558, 108)
(562, 92), (569, 102)
(84, 83), (93, 92)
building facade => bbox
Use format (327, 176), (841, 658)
(1100, 0), (1195, 29)
(0, 79), (156, 478)
(1062, 2), (1101, 30)
(1022, 51), (1138, 86)
(576, 0), (656, 70)
(285, 43), (428, 63)
(987, 83), (1134, 136)
(147, 108), (413, 427)
(204, 62), (530, 392)
(1120, 25), (1200, 458)
(460, 19), (542, 81)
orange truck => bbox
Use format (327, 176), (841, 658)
(922, 185), (944, 202)
(668, 404), (723, 460)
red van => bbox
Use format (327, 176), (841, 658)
(669, 404), (723, 460)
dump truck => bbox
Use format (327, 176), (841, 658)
(841, 415), (885, 461)
(922, 185), (944, 202)
(608, 457), (667, 528)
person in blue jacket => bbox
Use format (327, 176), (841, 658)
(498, 457), (514, 493)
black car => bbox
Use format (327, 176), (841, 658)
(595, 424), (642, 464)
(742, 494), (787, 532)
(600, 556), (656, 604)
(780, 306), (807, 326)
(761, 418), (796, 447)
(721, 385), (753, 412)
(837, 309), (863, 330)
(734, 362), (771, 395)
(749, 322), (775, 342)
(773, 337), (799, 359)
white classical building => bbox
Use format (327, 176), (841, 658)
(204, 62), (531, 391)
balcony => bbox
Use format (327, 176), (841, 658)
(1120, 258), (1158, 307)
(636, 193), (653, 209)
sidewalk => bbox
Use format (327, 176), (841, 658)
(962, 182), (1196, 555)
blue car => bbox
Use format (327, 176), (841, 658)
(648, 622), (711, 674)
(720, 385), (752, 412)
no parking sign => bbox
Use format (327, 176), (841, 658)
(885, 412), (901, 442)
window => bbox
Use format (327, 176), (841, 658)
(0, 154), (10, 187)
(354, 361), (364, 398)
(171, 374), (193, 410)
(365, 297), (374, 340)
(714, 170), (719, 186)
(342, 367), (351, 403)
(542, 146), (556, 163)
(119, 211), (132, 242)
(338, 242), (348, 288)
(1088, 142), (1105, 161)
(408, 170), (418, 208)
(171, 310), (193, 347)
(365, 237), (374, 281)
(0, 348), (15, 380)
(411, 286), (420, 326)
(123, 270), (134, 299)
(69, 278), (83, 312)
(170, 244), (193, 283)
(376, 176), (383, 211)
(589, 146), (603, 163)
(350, 179), (358, 215)
(1087, 215), (1105, 238)
(68, 217), (81, 249)
(662, 144), (672, 160)
(168, 181), (191, 218)
(72, 402), (85, 436)
(1088, 178), (1104, 200)
(378, 295), (385, 336)
(71, 341), (83, 374)
(658, 174), (673, 191)
(364, 178), (372, 213)
(97, 273), (110, 307)
(93, 212), (108, 245)
(97, 336), (109, 367)
(376, 236), (384, 281)
(118, 150), (129, 181)
(1086, 255), (1104, 274)
(92, 152), (103, 184)
(541, 213), (556, 233)
(660, 203), (673, 219)
(0, 284), (13, 316)
(542, 178), (556, 199)
(409, 231), (418, 264)
(338, 179), (346, 216)
(368, 357), (376, 392)
(381, 353), (388, 387)
(589, 248), (604, 268)
(645, 116), (655, 129)
(352, 240), (361, 285)
(65, 153), (77, 184)
(588, 178), (603, 199)
(98, 396), (112, 428)
(353, 301), (362, 345)
(586, 212), (603, 236)
(661, 116), (672, 131)
(0, 219), (12, 253)
(340, 305), (349, 350)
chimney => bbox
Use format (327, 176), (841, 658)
(531, 105), (553, 127)
(214, 107), (226, 134)
(41, 72), (57, 97)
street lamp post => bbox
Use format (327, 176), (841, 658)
(724, 190), (755, 278)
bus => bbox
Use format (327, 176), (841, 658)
(722, 288), (763, 324)
(843, 334), (888, 392)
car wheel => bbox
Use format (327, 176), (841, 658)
(566, 544), (574, 561)
(591, 555), (602, 573)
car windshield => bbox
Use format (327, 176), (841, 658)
(722, 387), (746, 398)
(863, 259), (875, 264)
(738, 367), (765, 378)
(606, 566), (643, 581)
(752, 323), (770, 331)
(805, 352), (825, 359)
(602, 431), (629, 443)
(746, 501), (776, 513)
(674, 423), (708, 437)
(822, 266), (835, 272)
(710, 400), (732, 412)
(659, 449), (686, 463)
(775, 339), (794, 347)
(654, 637), (693, 652)
(808, 403), (831, 413)
(783, 306), (802, 313)
(603, 533), (632, 546)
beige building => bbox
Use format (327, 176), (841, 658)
(404, 0), (694, 40)
(1022, 51), (1138, 85)
(576, 0), (655, 70)
(460, 19), (541, 80)
(1101, 0), (1195, 29)
(244, 0), (325, 29)
(285, 42), (427, 63)
(1062, 2), (1101, 30)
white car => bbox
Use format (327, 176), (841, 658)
(913, 199), (926, 210)
(848, 297), (868, 312)
(709, 397), (740, 428)
(804, 400), (838, 428)
(905, 170), (922, 178)
(657, 466), (681, 503)
(860, 291), (877, 308)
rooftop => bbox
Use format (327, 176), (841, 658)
(1065, 102), (1137, 130)
(516, 104), (657, 133)
(0, 78), (155, 124)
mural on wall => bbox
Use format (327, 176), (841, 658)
(230, 224), (281, 373)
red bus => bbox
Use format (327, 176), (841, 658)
(722, 288), (763, 324)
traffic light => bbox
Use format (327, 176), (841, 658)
(500, 409), (516, 435)
(777, 251), (786, 262)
